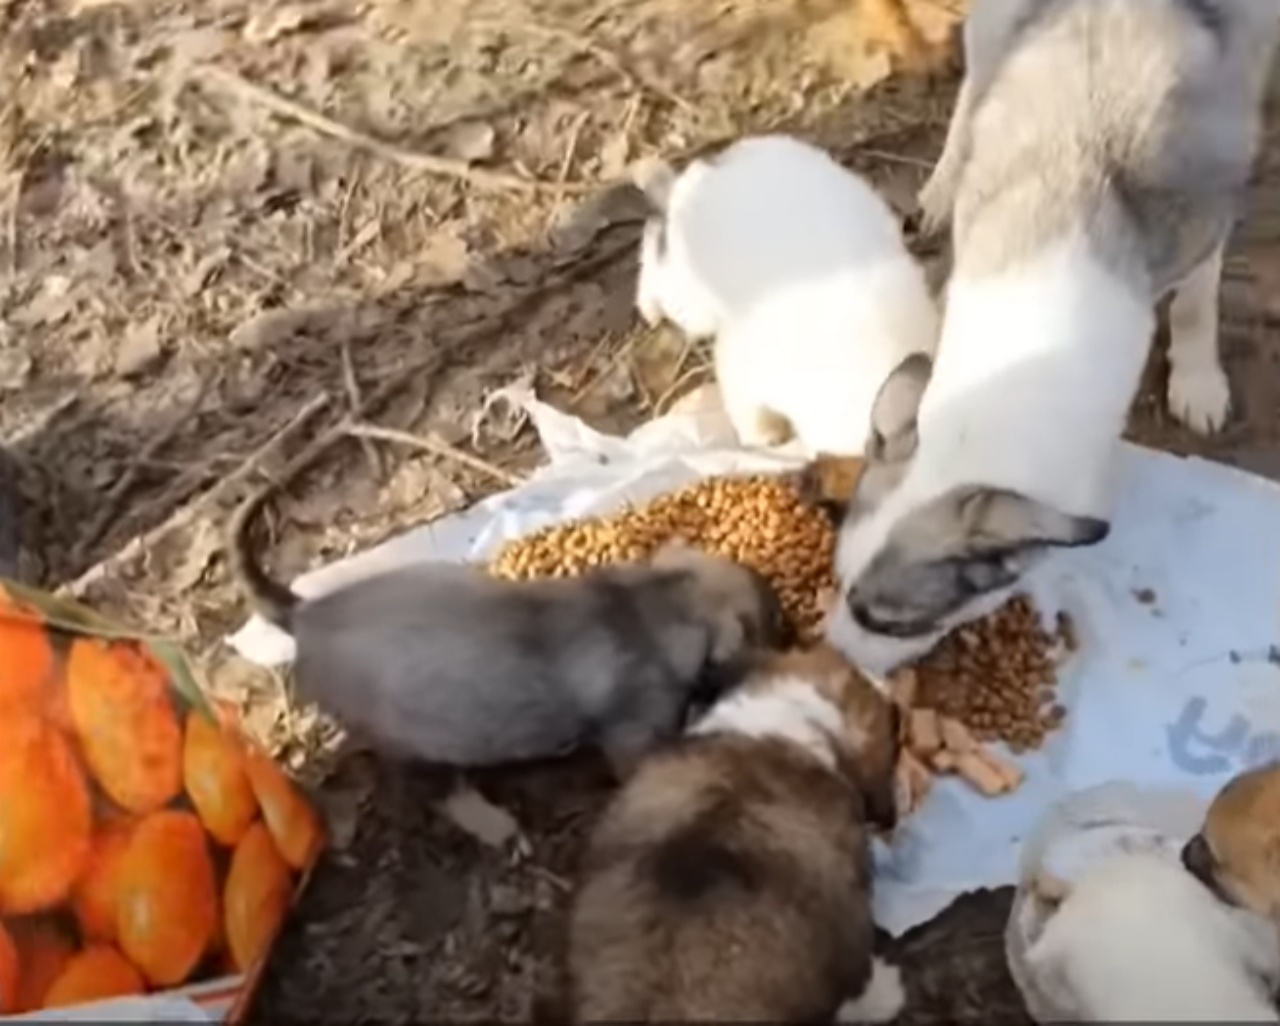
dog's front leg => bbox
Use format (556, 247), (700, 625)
(917, 76), (975, 235)
(1166, 240), (1231, 434)
(636, 218), (668, 328)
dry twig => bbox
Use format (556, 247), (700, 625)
(341, 340), (381, 477)
(345, 423), (524, 488)
(190, 64), (600, 196)
(73, 380), (211, 564)
(61, 394), (332, 600)
(63, 234), (638, 601)
(474, 17), (696, 114)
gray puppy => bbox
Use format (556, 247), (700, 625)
(826, 0), (1280, 675)
(229, 497), (787, 774)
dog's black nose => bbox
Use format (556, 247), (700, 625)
(1182, 833), (1213, 882)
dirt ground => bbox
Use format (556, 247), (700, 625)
(2, 0), (1279, 1019)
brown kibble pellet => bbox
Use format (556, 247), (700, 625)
(488, 472), (838, 642)
(908, 709), (942, 756)
(955, 752), (1008, 797)
(939, 716), (977, 754)
(1057, 609), (1079, 652)
(929, 749), (958, 774)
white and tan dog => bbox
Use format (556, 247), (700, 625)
(1184, 763), (1280, 922)
(1024, 850), (1280, 1021)
(634, 134), (939, 456)
(826, 0), (1280, 674)
(568, 644), (905, 1023)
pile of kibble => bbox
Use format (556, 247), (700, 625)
(911, 596), (1076, 753)
(488, 473), (838, 640)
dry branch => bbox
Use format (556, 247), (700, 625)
(190, 64), (600, 196)
(61, 234), (638, 601)
(345, 423), (525, 488)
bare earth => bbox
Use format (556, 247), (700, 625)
(1, 0), (1276, 1019)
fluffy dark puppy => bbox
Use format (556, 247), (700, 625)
(229, 496), (786, 775)
(568, 644), (905, 1023)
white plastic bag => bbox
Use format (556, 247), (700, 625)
(1004, 781), (1207, 1022)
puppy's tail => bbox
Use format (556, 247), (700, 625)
(628, 156), (678, 213)
(227, 486), (299, 633)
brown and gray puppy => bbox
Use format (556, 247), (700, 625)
(229, 498), (786, 775)
(1184, 763), (1280, 919)
(568, 644), (905, 1023)
(827, 0), (1280, 675)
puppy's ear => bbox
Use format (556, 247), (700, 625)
(708, 607), (748, 665)
(650, 537), (696, 567)
(1032, 870), (1072, 908)
(867, 353), (932, 464)
(955, 487), (1110, 553)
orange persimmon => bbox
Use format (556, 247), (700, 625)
(184, 711), (258, 847)
(73, 816), (137, 943)
(224, 821), (293, 972)
(0, 709), (92, 913)
(0, 584), (54, 711)
(41, 945), (145, 1009)
(243, 746), (323, 871)
(9, 919), (75, 1013)
(115, 810), (218, 988)
(66, 638), (182, 814)
(0, 921), (18, 1014)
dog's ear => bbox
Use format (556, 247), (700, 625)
(650, 537), (700, 572)
(867, 353), (932, 464)
(954, 487), (1110, 554)
(1032, 870), (1072, 908)
(708, 607), (748, 665)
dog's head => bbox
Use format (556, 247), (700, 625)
(653, 541), (791, 670)
(1183, 763), (1280, 919)
(768, 644), (902, 830)
(825, 354), (1110, 674)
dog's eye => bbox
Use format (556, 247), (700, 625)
(850, 601), (937, 639)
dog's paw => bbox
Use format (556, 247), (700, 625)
(1167, 361), (1231, 435)
(837, 958), (905, 1024)
(636, 293), (664, 328)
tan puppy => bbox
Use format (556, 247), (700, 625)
(1184, 764), (1280, 919)
(567, 644), (905, 1023)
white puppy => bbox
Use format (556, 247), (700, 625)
(635, 134), (939, 456)
(825, 0), (1280, 675)
(1024, 851), (1280, 1022)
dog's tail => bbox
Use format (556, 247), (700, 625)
(227, 486), (299, 633)
(628, 156), (678, 214)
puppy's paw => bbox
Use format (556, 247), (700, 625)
(837, 958), (905, 1024)
(1167, 360), (1231, 434)
(636, 292), (665, 328)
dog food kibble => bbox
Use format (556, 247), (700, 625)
(908, 596), (1074, 753)
(892, 596), (1076, 808)
(489, 474), (837, 639)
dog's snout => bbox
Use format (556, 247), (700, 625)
(1181, 834), (1210, 878)
(1181, 834), (1233, 906)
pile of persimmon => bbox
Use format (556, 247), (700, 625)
(0, 583), (324, 1013)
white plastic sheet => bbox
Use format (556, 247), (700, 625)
(228, 385), (1280, 937)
